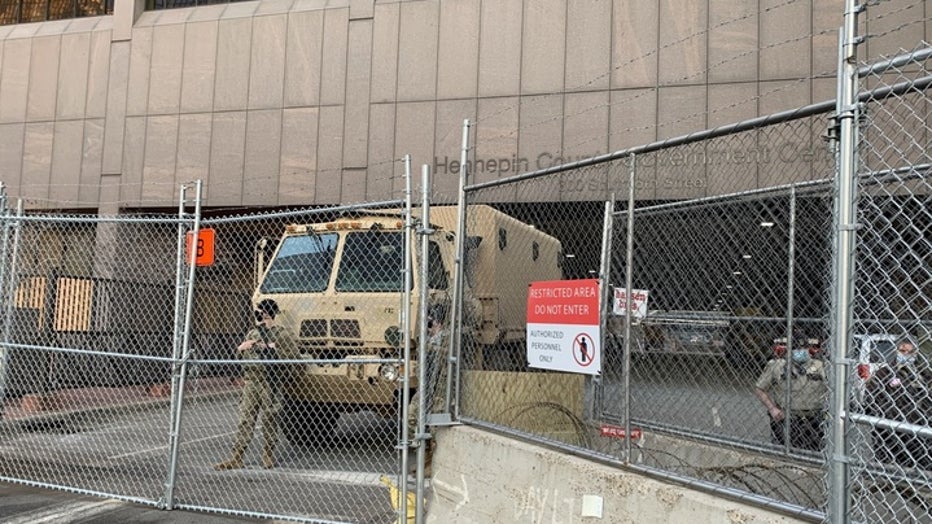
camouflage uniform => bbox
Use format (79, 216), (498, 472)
(219, 324), (296, 469)
(406, 327), (449, 475)
(755, 357), (827, 451)
(407, 328), (450, 433)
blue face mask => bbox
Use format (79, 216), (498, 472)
(896, 354), (916, 366)
(792, 349), (810, 364)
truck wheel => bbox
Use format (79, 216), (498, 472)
(282, 400), (339, 446)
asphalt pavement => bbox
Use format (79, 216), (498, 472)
(1, 378), (282, 522)
(0, 482), (285, 523)
(0, 376), (398, 523)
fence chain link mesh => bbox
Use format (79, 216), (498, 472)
(1, 4), (931, 523)
(459, 111), (838, 518)
(174, 204), (415, 522)
(0, 202), (428, 523)
(456, 189), (602, 448)
(843, 41), (932, 523)
(615, 147), (835, 513)
(0, 215), (183, 504)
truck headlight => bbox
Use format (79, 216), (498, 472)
(379, 363), (400, 382)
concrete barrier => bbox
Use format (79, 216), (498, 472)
(426, 425), (808, 524)
(460, 370), (586, 445)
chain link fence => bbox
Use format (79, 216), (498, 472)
(457, 125), (835, 518)
(841, 40), (932, 523)
(454, 39), (932, 524)
(0, 196), (437, 523)
(1, 3), (931, 523)
(0, 212), (188, 505)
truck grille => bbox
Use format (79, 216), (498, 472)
(331, 319), (360, 339)
(299, 318), (362, 346)
(298, 346), (352, 360)
(300, 319), (327, 338)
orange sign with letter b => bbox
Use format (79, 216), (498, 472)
(185, 228), (215, 267)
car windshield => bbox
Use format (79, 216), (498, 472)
(260, 233), (339, 293)
(335, 231), (405, 292)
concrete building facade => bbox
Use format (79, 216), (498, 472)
(0, 0), (924, 211)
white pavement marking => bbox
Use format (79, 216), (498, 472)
(107, 431), (235, 460)
(3, 498), (121, 524)
(271, 469), (386, 486)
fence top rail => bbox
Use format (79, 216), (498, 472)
(467, 71), (932, 193)
(5, 214), (191, 225)
(465, 100), (837, 192)
(201, 200), (406, 225)
(859, 162), (932, 185)
(857, 45), (932, 78)
(620, 158), (931, 218)
(616, 178), (832, 217)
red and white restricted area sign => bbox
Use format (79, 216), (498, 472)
(600, 424), (642, 440)
(526, 279), (601, 375)
(612, 287), (649, 318)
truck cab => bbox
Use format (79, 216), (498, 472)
(254, 212), (454, 444)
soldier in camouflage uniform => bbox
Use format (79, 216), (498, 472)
(407, 304), (449, 474)
(215, 299), (296, 470)
(754, 339), (828, 451)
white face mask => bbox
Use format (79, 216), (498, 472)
(896, 353), (916, 366)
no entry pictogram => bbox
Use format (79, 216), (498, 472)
(573, 333), (595, 366)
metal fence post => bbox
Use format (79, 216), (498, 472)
(829, 1), (863, 520)
(161, 184), (189, 508)
(594, 196), (613, 428)
(164, 180), (203, 510)
(0, 199), (23, 418)
(171, 185), (189, 369)
(415, 164), (432, 524)
(782, 186), (797, 454)
(400, 155), (413, 524)
(623, 153), (636, 463)
(0, 184), (9, 413)
(448, 119), (470, 418)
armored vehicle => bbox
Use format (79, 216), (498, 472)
(252, 205), (563, 443)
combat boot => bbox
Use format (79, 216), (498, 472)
(214, 451), (244, 471)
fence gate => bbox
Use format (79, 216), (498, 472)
(0, 205), (195, 508)
(0, 191), (422, 523)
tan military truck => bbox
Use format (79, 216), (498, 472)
(252, 204), (563, 444)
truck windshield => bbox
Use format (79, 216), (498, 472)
(260, 233), (339, 293)
(336, 231), (405, 292)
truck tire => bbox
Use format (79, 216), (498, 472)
(282, 399), (339, 446)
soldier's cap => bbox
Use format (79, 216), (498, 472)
(256, 299), (280, 318)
